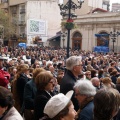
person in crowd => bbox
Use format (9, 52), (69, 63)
(0, 86), (23, 120)
(60, 56), (82, 111)
(110, 70), (119, 84)
(45, 61), (53, 71)
(91, 69), (98, 78)
(49, 66), (57, 78)
(86, 61), (93, 71)
(23, 68), (46, 120)
(0, 56), (10, 88)
(11, 64), (30, 112)
(78, 72), (85, 80)
(91, 77), (101, 90)
(85, 71), (91, 80)
(102, 77), (115, 88)
(92, 61), (99, 70)
(115, 62), (120, 72)
(43, 90), (77, 120)
(110, 61), (116, 68)
(74, 80), (96, 120)
(34, 71), (55, 120)
(57, 69), (64, 77)
(108, 67), (114, 75)
(52, 77), (60, 95)
(98, 69), (104, 79)
(16, 64), (30, 110)
(116, 77), (120, 93)
(103, 65), (109, 77)
(41, 60), (47, 69)
(9, 67), (17, 82)
(94, 88), (120, 120)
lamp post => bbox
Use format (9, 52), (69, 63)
(109, 28), (120, 52)
(61, 32), (67, 48)
(58, 0), (84, 58)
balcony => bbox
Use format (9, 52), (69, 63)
(20, 9), (25, 14)
(12, 10), (17, 14)
(0, 2), (8, 9)
(18, 21), (26, 26)
(12, 19), (17, 25)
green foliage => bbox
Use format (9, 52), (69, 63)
(0, 9), (16, 39)
(61, 21), (77, 30)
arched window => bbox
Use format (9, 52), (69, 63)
(73, 32), (82, 38)
(72, 32), (82, 50)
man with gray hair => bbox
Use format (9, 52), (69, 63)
(91, 77), (101, 91)
(60, 56), (82, 111)
(74, 80), (96, 120)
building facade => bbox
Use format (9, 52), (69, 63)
(59, 11), (120, 52)
(0, 0), (62, 46)
(112, 3), (120, 12)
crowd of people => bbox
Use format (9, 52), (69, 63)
(0, 46), (120, 120)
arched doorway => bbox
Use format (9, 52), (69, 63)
(72, 32), (82, 50)
(96, 32), (109, 47)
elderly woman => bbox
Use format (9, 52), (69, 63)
(34, 71), (55, 120)
(94, 88), (120, 120)
(43, 90), (76, 120)
(0, 86), (23, 120)
(74, 80), (96, 120)
(23, 68), (46, 120)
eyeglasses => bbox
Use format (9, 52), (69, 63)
(75, 93), (80, 96)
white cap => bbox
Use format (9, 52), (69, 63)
(0, 56), (7, 60)
(44, 90), (74, 118)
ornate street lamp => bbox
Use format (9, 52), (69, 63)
(58, 0), (84, 58)
(109, 28), (120, 52)
(61, 32), (67, 48)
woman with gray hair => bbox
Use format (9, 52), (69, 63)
(74, 80), (96, 120)
(60, 56), (82, 111)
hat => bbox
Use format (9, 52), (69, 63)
(0, 56), (7, 60)
(44, 90), (74, 118)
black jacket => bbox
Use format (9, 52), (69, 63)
(16, 73), (29, 106)
(24, 79), (37, 109)
(34, 90), (53, 120)
(60, 70), (79, 111)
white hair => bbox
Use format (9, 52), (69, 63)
(66, 56), (82, 70)
(46, 61), (53, 67)
(74, 80), (96, 97)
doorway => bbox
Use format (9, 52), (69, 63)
(72, 32), (82, 50)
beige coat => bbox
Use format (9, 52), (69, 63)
(2, 107), (23, 120)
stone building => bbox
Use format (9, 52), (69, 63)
(59, 11), (120, 52)
(0, 0), (62, 46)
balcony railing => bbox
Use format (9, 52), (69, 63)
(1, 0), (8, 3)
(0, 2), (8, 9)
(18, 21), (26, 26)
(20, 9), (25, 14)
(12, 10), (17, 14)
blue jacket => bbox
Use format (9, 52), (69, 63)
(78, 101), (94, 120)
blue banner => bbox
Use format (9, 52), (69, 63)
(94, 46), (109, 53)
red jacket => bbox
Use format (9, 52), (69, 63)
(0, 69), (10, 88)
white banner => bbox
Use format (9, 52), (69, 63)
(28, 19), (47, 35)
